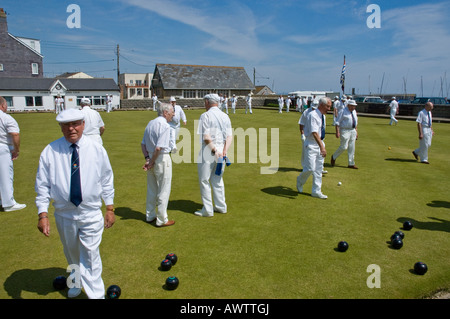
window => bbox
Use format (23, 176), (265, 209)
(198, 90), (210, 98)
(25, 96), (43, 107)
(218, 90), (229, 97)
(31, 63), (39, 75)
(35, 96), (43, 106)
(0, 64), (3, 71)
(136, 80), (142, 86)
(183, 90), (196, 98)
(137, 89), (142, 96)
(93, 96), (102, 106)
(4, 97), (13, 107)
(25, 96), (34, 106)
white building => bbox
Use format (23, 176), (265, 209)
(118, 73), (153, 99)
(0, 77), (120, 111)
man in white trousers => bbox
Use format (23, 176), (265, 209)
(285, 96), (291, 112)
(389, 97), (399, 125)
(168, 97), (187, 153)
(278, 95), (284, 113)
(413, 102), (434, 164)
(36, 108), (115, 299)
(331, 100), (359, 169)
(296, 97), (331, 199)
(0, 96), (26, 212)
(195, 94), (233, 217)
(152, 93), (158, 111)
(230, 94), (237, 114)
(245, 93), (253, 114)
(80, 98), (105, 145)
(141, 103), (175, 227)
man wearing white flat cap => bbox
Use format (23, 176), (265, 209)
(195, 94), (233, 217)
(331, 99), (359, 169)
(36, 108), (115, 299)
(80, 98), (105, 145)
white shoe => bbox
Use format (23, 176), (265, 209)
(194, 211), (213, 217)
(4, 203), (26, 212)
(68, 287), (81, 298)
(171, 147), (177, 154)
(296, 184), (303, 193)
(312, 193), (328, 199)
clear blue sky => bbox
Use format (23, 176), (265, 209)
(2, 0), (450, 97)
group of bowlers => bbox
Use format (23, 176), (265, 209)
(295, 95), (435, 199)
(35, 93), (230, 298)
(1, 90), (434, 298)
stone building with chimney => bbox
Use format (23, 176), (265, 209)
(0, 8), (44, 78)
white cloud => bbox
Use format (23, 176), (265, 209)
(123, 0), (267, 62)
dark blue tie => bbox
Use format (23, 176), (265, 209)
(351, 112), (356, 128)
(70, 144), (82, 207)
(321, 115), (325, 140)
(427, 112), (431, 127)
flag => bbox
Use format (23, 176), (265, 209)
(340, 55), (346, 93)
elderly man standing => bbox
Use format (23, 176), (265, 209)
(80, 98), (105, 145)
(296, 97), (331, 199)
(331, 100), (359, 169)
(389, 97), (399, 125)
(0, 96), (26, 212)
(169, 97), (187, 153)
(36, 108), (115, 299)
(195, 94), (233, 217)
(413, 102), (434, 164)
(141, 103), (175, 227)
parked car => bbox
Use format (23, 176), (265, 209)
(412, 97), (448, 105)
(353, 96), (384, 103)
(397, 99), (411, 104)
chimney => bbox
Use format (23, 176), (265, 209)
(0, 8), (7, 33)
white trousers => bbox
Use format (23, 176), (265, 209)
(297, 141), (324, 195)
(146, 153), (172, 225)
(197, 151), (227, 216)
(279, 103), (283, 113)
(332, 128), (357, 166)
(414, 127), (432, 162)
(232, 104), (236, 113)
(169, 125), (180, 151)
(0, 144), (16, 207)
(55, 213), (105, 299)
(389, 109), (398, 125)
(245, 103), (252, 114)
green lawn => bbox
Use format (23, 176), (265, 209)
(1, 108), (449, 299)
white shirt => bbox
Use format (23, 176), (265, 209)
(197, 106), (232, 151)
(142, 116), (171, 156)
(336, 107), (358, 129)
(390, 100), (398, 111)
(35, 135), (114, 220)
(304, 109), (325, 143)
(0, 110), (20, 148)
(81, 106), (105, 138)
(416, 108), (432, 128)
(169, 104), (187, 128)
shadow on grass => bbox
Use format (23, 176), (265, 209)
(385, 158), (417, 163)
(261, 186), (299, 199)
(169, 199), (202, 214)
(397, 217), (450, 234)
(427, 200), (450, 209)
(115, 207), (144, 222)
(3, 267), (83, 299)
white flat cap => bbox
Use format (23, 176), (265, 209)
(56, 109), (85, 123)
(80, 97), (91, 105)
(347, 100), (358, 106)
(203, 93), (220, 103)
(170, 96), (176, 102)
